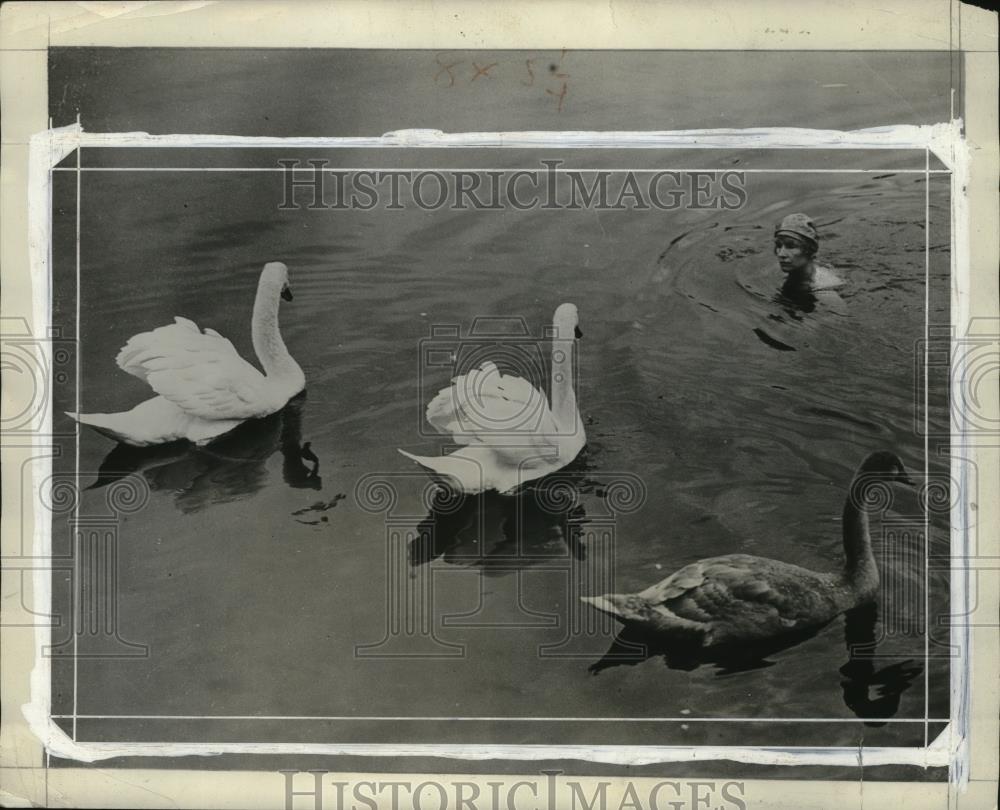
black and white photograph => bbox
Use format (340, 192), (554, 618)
(43, 47), (954, 759)
(1, 3), (997, 809)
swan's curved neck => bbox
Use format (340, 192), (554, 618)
(550, 334), (578, 427)
(841, 483), (877, 590)
(252, 280), (298, 379)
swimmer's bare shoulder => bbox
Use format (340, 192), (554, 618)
(812, 263), (845, 290)
(814, 266), (848, 315)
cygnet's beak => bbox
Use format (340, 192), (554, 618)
(895, 463), (916, 486)
(574, 325), (583, 339)
(281, 284), (293, 302)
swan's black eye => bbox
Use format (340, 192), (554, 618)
(281, 285), (293, 302)
(574, 325), (583, 339)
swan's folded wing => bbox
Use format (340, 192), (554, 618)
(425, 384), (471, 440)
(425, 362), (519, 439)
(638, 562), (713, 609)
(116, 317), (268, 419)
(117, 318), (226, 381)
(426, 362), (558, 464)
(643, 556), (825, 627)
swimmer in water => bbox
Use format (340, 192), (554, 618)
(773, 213), (846, 314)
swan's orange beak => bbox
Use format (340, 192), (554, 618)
(281, 284), (293, 302)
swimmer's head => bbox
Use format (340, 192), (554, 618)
(774, 213), (818, 273)
(775, 213), (819, 252)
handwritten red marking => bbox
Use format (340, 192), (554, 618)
(434, 53), (463, 87)
(546, 82), (569, 112)
(471, 61), (499, 81)
(522, 58), (536, 87)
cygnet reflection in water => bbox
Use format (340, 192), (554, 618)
(409, 481), (587, 576)
(86, 393), (321, 513)
(588, 621), (830, 677)
(838, 602), (923, 726)
(589, 603), (922, 723)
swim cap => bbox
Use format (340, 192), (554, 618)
(775, 213), (819, 249)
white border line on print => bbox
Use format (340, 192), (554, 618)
(24, 123), (968, 768)
(947, 128), (973, 783)
(71, 127), (81, 743)
(58, 162), (947, 732)
(49, 714), (952, 722)
(51, 168), (953, 173)
(924, 146), (931, 748)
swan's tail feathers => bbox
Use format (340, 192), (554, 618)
(581, 593), (668, 626)
(397, 448), (486, 494)
(66, 409), (186, 447)
(65, 411), (136, 444)
(397, 448), (427, 465)
(580, 594), (629, 623)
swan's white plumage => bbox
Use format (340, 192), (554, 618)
(425, 361), (557, 464)
(399, 304), (585, 494)
(115, 316), (269, 420)
(69, 262), (303, 446)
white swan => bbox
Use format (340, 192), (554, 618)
(398, 303), (586, 494)
(68, 262), (305, 446)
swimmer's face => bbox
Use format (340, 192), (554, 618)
(774, 236), (814, 274)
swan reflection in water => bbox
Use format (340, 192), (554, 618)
(409, 477), (589, 575)
(86, 392), (321, 513)
(590, 601), (922, 723)
(838, 602), (923, 726)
